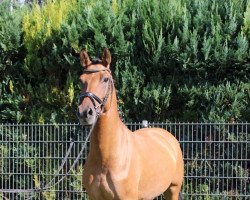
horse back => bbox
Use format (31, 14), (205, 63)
(132, 128), (181, 159)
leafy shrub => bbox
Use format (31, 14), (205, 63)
(0, 0), (249, 123)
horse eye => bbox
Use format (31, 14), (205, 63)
(103, 77), (109, 83)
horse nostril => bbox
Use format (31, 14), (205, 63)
(77, 107), (94, 119)
(88, 108), (93, 116)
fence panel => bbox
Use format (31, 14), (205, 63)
(0, 123), (249, 199)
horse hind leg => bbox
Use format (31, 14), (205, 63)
(164, 165), (183, 200)
(163, 184), (182, 200)
(164, 148), (184, 200)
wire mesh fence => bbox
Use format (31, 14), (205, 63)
(0, 122), (249, 199)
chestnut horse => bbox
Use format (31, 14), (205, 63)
(77, 48), (184, 200)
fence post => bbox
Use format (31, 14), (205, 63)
(142, 120), (148, 128)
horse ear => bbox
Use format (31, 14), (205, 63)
(80, 49), (91, 68)
(102, 48), (111, 68)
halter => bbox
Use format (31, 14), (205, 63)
(78, 67), (113, 117)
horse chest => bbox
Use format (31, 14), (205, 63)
(85, 172), (118, 200)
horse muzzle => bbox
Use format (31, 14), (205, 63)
(77, 106), (97, 126)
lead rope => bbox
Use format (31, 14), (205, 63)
(26, 129), (91, 199)
(41, 130), (91, 190)
(0, 127), (91, 199)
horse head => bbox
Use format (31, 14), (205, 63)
(77, 48), (113, 125)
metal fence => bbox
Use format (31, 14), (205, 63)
(0, 122), (249, 200)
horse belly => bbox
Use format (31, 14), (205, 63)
(133, 130), (179, 199)
(138, 158), (175, 199)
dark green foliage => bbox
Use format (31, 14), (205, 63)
(0, 0), (25, 122)
(178, 82), (250, 122)
(0, 0), (250, 123)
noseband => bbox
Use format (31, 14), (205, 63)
(78, 68), (113, 117)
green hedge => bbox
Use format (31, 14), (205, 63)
(0, 0), (250, 123)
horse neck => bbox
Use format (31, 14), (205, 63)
(89, 86), (129, 165)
